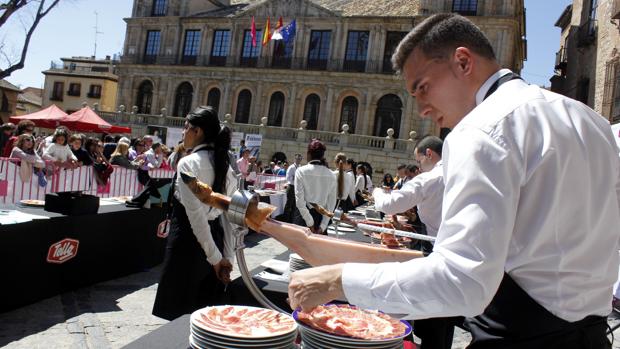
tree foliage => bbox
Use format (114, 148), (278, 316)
(0, 0), (61, 80)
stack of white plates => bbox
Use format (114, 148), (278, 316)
(296, 320), (411, 349)
(189, 305), (298, 349)
(289, 253), (312, 273)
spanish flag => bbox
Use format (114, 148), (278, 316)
(262, 17), (271, 46)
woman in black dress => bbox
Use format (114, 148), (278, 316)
(152, 106), (238, 321)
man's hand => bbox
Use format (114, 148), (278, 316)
(288, 264), (345, 312)
(213, 258), (233, 284)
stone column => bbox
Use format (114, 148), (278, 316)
(201, 26), (213, 65)
(319, 86), (334, 131)
(221, 80), (232, 118)
(285, 84), (298, 128)
(192, 79), (201, 110)
(360, 89), (374, 135)
(251, 82), (264, 124)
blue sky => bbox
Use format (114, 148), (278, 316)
(4, 0), (572, 89)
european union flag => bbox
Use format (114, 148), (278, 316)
(280, 20), (296, 44)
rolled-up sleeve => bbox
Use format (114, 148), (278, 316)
(177, 158), (222, 265)
(373, 178), (425, 215)
(342, 127), (522, 320)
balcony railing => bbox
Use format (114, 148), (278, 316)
(577, 19), (597, 47)
(98, 111), (417, 153)
(120, 54), (394, 75)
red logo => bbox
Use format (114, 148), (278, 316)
(46, 238), (79, 264)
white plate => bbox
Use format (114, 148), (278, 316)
(191, 305), (297, 339)
(327, 230), (346, 236)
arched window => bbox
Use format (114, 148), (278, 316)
(136, 80), (153, 114)
(207, 88), (221, 113)
(339, 96), (358, 133)
(173, 82), (193, 117)
(235, 89), (252, 123)
(303, 94), (321, 130)
(373, 94), (402, 138)
(268, 92), (285, 126)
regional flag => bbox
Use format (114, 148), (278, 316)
(262, 17), (271, 46)
(251, 16), (257, 47)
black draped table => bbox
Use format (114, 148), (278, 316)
(0, 202), (166, 312)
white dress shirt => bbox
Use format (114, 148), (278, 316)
(355, 174), (373, 192)
(373, 161), (444, 237)
(176, 144), (238, 266)
(342, 72), (620, 322)
(294, 162), (337, 231)
(42, 143), (77, 162)
(332, 169), (356, 204)
(141, 148), (163, 170)
(286, 163), (299, 185)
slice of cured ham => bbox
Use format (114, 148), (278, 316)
(297, 304), (408, 340)
(192, 305), (297, 338)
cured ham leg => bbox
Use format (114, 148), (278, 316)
(180, 172), (423, 266)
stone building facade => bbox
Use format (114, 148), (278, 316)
(0, 80), (20, 123)
(116, 0), (526, 139)
(550, 0), (620, 124)
(42, 56), (119, 113)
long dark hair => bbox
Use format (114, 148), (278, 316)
(335, 153), (346, 198)
(187, 106), (231, 194)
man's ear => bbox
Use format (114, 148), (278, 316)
(425, 148), (433, 158)
(454, 47), (474, 76)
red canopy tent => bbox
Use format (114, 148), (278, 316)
(9, 104), (67, 129)
(62, 107), (131, 134)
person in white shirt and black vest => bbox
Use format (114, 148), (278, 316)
(152, 106), (238, 321)
(293, 139), (337, 235)
(288, 13), (619, 349)
(333, 153), (356, 213)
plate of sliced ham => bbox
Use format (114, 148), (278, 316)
(293, 304), (411, 342)
(191, 305), (297, 339)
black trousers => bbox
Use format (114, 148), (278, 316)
(283, 184), (296, 223)
(466, 273), (610, 349)
(293, 206), (326, 234)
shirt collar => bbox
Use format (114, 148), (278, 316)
(475, 68), (512, 106)
(191, 144), (210, 153)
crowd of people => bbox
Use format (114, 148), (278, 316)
(0, 120), (176, 198)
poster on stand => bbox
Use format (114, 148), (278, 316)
(231, 132), (245, 160)
(166, 127), (183, 148)
(245, 134), (262, 158)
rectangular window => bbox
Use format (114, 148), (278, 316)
(88, 85), (102, 98)
(152, 0), (167, 16)
(144, 30), (161, 64)
(67, 83), (81, 97)
(307, 30), (331, 70)
(181, 30), (201, 65)
(452, 0), (478, 16)
(51, 82), (64, 101)
(240, 29), (262, 67)
(383, 31), (407, 73)
(343, 31), (369, 72)
(210, 30), (231, 66)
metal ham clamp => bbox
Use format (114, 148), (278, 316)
(180, 171), (426, 313)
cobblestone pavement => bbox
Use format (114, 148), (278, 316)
(1, 232), (619, 348)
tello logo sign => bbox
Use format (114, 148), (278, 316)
(46, 238), (79, 264)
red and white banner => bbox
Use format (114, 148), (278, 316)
(0, 158), (174, 204)
(46, 238), (80, 264)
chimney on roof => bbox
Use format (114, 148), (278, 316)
(105, 55), (111, 60)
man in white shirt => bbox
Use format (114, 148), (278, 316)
(289, 13), (618, 348)
(374, 135), (443, 238)
(293, 140), (336, 234)
(374, 135), (449, 348)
